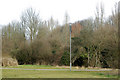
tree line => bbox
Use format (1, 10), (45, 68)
(2, 3), (119, 68)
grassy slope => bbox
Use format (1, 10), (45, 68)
(2, 69), (117, 78)
(2, 65), (112, 69)
(0, 66), (1, 79)
(2, 65), (118, 78)
(3, 65), (83, 69)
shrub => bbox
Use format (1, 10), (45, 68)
(60, 51), (70, 66)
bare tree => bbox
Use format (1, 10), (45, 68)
(20, 8), (40, 43)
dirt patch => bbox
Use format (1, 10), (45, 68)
(2, 58), (18, 66)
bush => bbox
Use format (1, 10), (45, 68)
(60, 51), (70, 66)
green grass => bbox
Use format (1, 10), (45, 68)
(3, 65), (76, 69)
(2, 69), (118, 78)
(2, 65), (119, 78)
(0, 66), (1, 79)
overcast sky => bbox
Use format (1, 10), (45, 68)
(0, 0), (119, 25)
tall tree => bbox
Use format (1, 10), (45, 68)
(20, 8), (40, 43)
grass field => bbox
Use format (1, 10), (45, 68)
(2, 65), (119, 78)
(2, 69), (118, 78)
(3, 65), (81, 69)
(3, 65), (68, 69)
(2, 65), (113, 70)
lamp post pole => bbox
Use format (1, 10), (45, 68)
(69, 23), (72, 71)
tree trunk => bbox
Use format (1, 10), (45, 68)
(88, 52), (90, 67)
(95, 51), (97, 67)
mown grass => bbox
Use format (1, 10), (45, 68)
(3, 65), (112, 70)
(3, 65), (76, 69)
(0, 66), (2, 79)
(2, 69), (118, 78)
(2, 65), (119, 78)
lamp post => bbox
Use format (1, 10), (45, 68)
(69, 23), (72, 71)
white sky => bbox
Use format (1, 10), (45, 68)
(0, 0), (119, 25)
